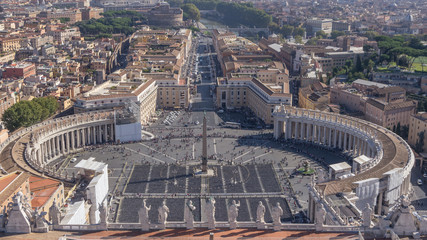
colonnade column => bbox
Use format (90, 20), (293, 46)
(76, 129), (81, 148)
(323, 126), (327, 145)
(328, 128), (332, 147)
(56, 136), (60, 156)
(333, 129), (337, 148)
(37, 149), (41, 166)
(97, 126), (102, 143)
(338, 131), (342, 149)
(83, 128), (87, 146)
(104, 125), (108, 142)
(111, 123), (115, 141)
(45, 140), (50, 159)
(51, 138), (55, 158)
(306, 123), (310, 141)
(92, 126), (96, 145)
(47, 139), (52, 159)
(343, 132), (347, 151)
(300, 123), (304, 140)
(274, 119), (280, 139)
(71, 130), (75, 151)
(357, 137), (361, 156)
(66, 132), (70, 153)
(42, 142), (47, 162)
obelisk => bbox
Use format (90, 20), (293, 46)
(202, 111), (208, 173)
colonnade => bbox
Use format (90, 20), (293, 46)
(273, 106), (382, 162)
(275, 119), (376, 158)
(32, 122), (115, 167)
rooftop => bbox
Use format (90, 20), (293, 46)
(0, 171), (29, 205)
(330, 162), (351, 171)
(75, 157), (107, 173)
(29, 175), (62, 210)
(353, 79), (388, 88)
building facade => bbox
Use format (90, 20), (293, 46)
(216, 77), (292, 124)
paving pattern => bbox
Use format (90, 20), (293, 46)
(117, 162), (290, 224)
(49, 107), (352, 225)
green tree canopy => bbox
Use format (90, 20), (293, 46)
(216, 2), (272, 28)
(2, 97), (58, 132)
(331, 30), (345, 39)
(182, 3), (201, 21)
(76, 10), (146, 38)
(316, 30), (327, 39)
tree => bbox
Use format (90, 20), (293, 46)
(315, 30), (327, 39)
(419, 100), (427, 112)
(167, 0), (184, 7)
(415, 131), (425, 153)
(331, 31), (345, 39)
(363, 45), (373, 52)
(364, 31), (378, 40)
(295, 35), (303, 44)
(306, 38), (318, 45)
(397, 55), (410, 67)
(280, 25), (294, 38)
(2, 97), (58, 132)
(408, 37), (424, 49)
(401, 125), (409, 139)
(294, 27), (305, 37)
(395, 122), (401, 136)
(216, 2), (272, 28)
(59, 17), (70, 23)
(182, 3), (200, 21)
(379, 54), (390, 64)
(355, 55), (363, 72)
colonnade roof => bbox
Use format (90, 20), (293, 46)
(317, 121), (409, 196)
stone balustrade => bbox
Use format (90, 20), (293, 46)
(54, 221), (361, 232)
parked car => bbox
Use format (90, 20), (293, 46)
(418, 179), (423, 185)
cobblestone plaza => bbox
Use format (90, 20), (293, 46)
(48, 110), (351, 225)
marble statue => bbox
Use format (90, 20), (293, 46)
(271, 202), (283, 231)
(48, 200), (61, 225)
(228, 200), (240, 229)
(206, 197), (216, 229)
(0, 206), (6, 228)
(139, 199), (151, 231)
(362, 203), (373, 228)
(158, 201), (169, 228)
(6, 192), (31, 233)
(33, 209), (49, 233)
(256, 201), (266, 223)
(184, 200), (196, 229)
(99, 202), (107, 225)
(315, 203), (326, 230)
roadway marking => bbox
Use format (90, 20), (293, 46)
(242, 152), (271, 164)
(138, 143), (176, 161)
(213, 139), (217, 155)
(124, 147), (165, 163)
(192, 143), (195, 160)
(233, 142), (268, 161)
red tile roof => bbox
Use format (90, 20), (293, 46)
(29, 176), (62, 209)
